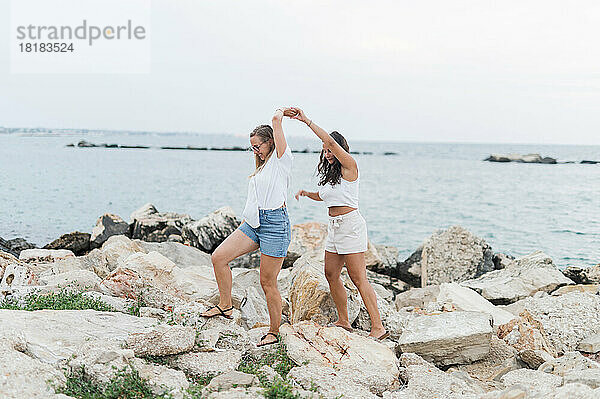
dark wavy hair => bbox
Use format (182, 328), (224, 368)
(317, 131), (350, 186)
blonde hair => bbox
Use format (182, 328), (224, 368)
(249, 124), (274, 178)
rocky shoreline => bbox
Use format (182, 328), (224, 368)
(483, 153), (600, 164)
(1, 204), (599, 398)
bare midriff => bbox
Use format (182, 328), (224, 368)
(328, 205), (357, 217)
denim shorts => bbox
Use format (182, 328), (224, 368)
(238, 207), (291, 258)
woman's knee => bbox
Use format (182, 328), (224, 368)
(260, 274), (278, 291)
(324, 267), (341, 282)
(211, 250), (228, 268)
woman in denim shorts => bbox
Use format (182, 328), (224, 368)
(201, 108), (294, 347)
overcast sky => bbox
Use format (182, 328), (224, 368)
(1, 0), (600, 144)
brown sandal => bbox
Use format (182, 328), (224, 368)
(200, 304), (233, 319)
(375, 331), (390, 341)
(256, 332), (279, 347)
(327, 322), (354, 333)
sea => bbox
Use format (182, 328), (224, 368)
(1, 130), (599, 269)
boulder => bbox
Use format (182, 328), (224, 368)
(134, 239), (212, 269)
(497, 309), (558, 357)
(500, 368), (562, 396)
(288, 365), (378, 399)
(100, 251), (217, 308)
(43, 231), (90, 256)
(552, 284), (599, 296)
(0, 251), (28, 285)
(130, 203), (193, 242)
(90, 214), (129, 248)
(461, 251), (574, 304)
(203, 371), (259, 393)
(284, 222), (328, 268)
(126, 325), (196, 356)
(492, 253), (514, 270)
(19, 249), (75, 263)
(395, 285), (441, 309)
(281, 321), (399, 395)
(538, 351), (600, 376)
(288, 251), (361, 325)
(517, 292), (600, 355)
(368, 244), (399, 275)
(396, 246), (423, 287)
(562, 265), (600, 285)
(397, 311), (493, 366)
(168, 350), (242, 377)
(578, 334), (600, 353)
(563, 369), (600, 389)
(0, 236), (37, 257)
(37, 269), (103, 293)
(181, 206), (239, 252)
(1, 263), (36, 294)
(420, 226), (494, 287)
(455, 335), (518, 382)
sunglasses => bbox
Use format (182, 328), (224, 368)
(250, 140), (269, 153)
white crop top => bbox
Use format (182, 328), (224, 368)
(318, 169), (360, 209)
(242, 146), (293, 228)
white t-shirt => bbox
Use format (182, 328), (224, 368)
(242, 145), (293, 228)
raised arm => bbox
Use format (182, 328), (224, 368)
(290, 107), (357, 172)
(272, 109), (288, 158)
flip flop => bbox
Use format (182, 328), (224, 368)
(256, 332), (279, 347)
(374, 331), (390, 341)
(327, 322), (354, 333)
(200, 304), (233, 319)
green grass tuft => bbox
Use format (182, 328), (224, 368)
(0, 290), (116, 312)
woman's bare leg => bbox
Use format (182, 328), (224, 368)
(324, 250), (352, 329)
(345, 252), (386, 337)
(258, 253), (285, 345)
(201, 229), (258, 317)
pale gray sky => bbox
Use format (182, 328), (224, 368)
(2, 0), (600, 144)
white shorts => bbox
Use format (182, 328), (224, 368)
(325, 210), (368, 255)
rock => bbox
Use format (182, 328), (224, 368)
(1, 263), (36, 294)
(364, 241), (385, 270)
(497, 309), (558, 357)
(126, 325), (195, 356)
(134, 239), (212, 269)
(579, 334), (600, 353)
(203, 370), (259, 393)
(538, 351), (600, 376)
(462, 251), (574, 305)
(1, 250), (23, 281)
(552, 284), (599, 296)
(168, 350), (242, 377)
(181, 206), (239, 252)
(455, 335), (518, 383)
(19, 248), (75, 263)
(518, 292), (600, 355)
(257, 365), (281, 383)
(0, 236), (37, 257)
(130, 203), (193, 242)
(81, 291), (134, 313)
(396, 246), (422, 287)
(518, 349), (554, 369)
(366, 269), (410, 296)
(395, 285), (441, 309)
(420, 226), (494, 287)
(385, 309), (419, 339)
(43, 231), (90, 256)
(397, 311), (493, 366)
(90, 214), (129, 248)
(388, 353), (482, 399)
(492, 253), (514, 270)
(562, 264), (600, 285)
(281, 321), (399, 395)
(288, 251), (361, 325)
(288, 365), (379, 399)
(284, 222), (328, 268)
(100, 251), (216, 308)
(500, 368), (562, 396)
(0, 309), (157, 364)
(37, 269), (103, 293)
(563, 369), (600, 389)
(484, 153), (556, 164)
(369, 244), (399, 275)
(131, 358), (190, 398)
(435, 283), (517, 327)
(205, 387), (265, 399)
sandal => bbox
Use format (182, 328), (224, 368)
(327, 322), (354, 333)
(200, 304), (234, 319)
(374, 331), (390, 341)
(256, 332), (279, 347)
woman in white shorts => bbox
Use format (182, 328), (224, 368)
(290, 107), (388, 340)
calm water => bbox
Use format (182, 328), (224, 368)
(1, 131), (599, 269)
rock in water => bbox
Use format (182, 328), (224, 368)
(181, 206), (239, 252)
(0, 236), (37, 258)
(420, 226), (494, 287)
(461, 251), (574, 304)
(563, 264), (600, 285)
(397, 311), (493, 366)
(90, 214), (129, 248)
(43, 231), (91, 256)
(130, 203), (193, 242)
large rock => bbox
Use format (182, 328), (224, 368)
(497, 309), (558, 357)
(90, 213), (129, 248)
(420, 226), (494, 287)
(284, 222), (328, 268)
(288, 251), (361, 325)
(0, 251), (28, 285)
(515, 292), (600, 355)
(126, 325), (196, 356)
(563, 264), (600, 285)
(181, 206), (239, 252)
(397, 311), (493, 366)
(37, 269), (103, 293)
(168, 350), (242, 377)
(461, 251), (574, 304)
(288, 365), (378, 399)
(281, 321), (399, 395)
(396, 246), (423, 287)
(134, 239), (212, 269)
(1, 263), (36, 295)
(368, 244), (399, 275)
(130, 203), (193, 242)
(395, 285), (441, 309)
(539, 351), (600, 376)
(499, 368), (562, 397)
(43, 231), (90, 256)
(100, 251), (217, 308)
(0, 236), (37, 257)
(19, 248), (75, 263)
(203, 371), (259, 394)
